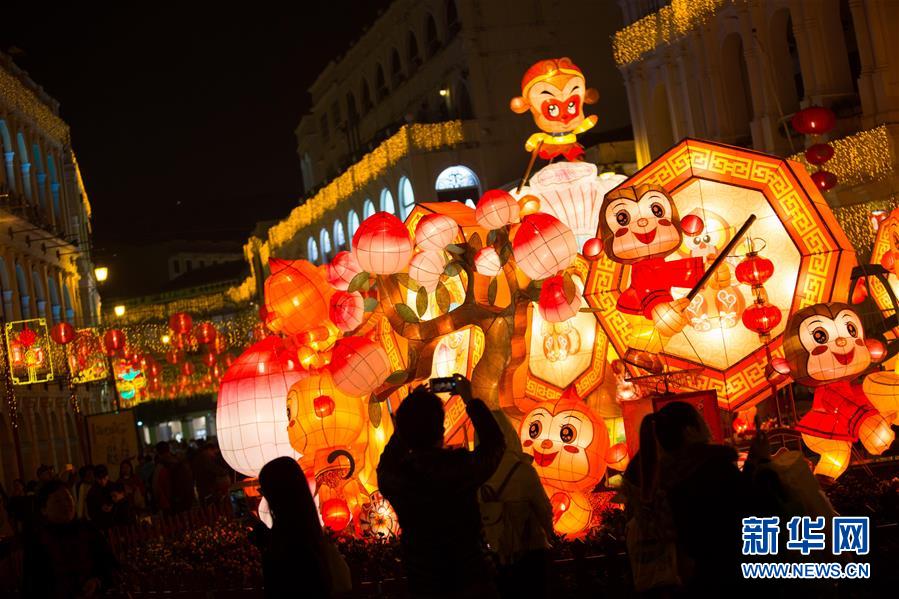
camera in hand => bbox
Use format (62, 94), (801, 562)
(429, 377), (456, 393)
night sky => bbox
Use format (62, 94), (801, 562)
(1, 2), (626, 271)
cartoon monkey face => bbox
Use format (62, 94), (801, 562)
(784, 303), (872, 386)
(510, 58), (598, 135)
(681, 209), (732, 261)
(599, 185), (683, 264)
(519, 399), (608, 491)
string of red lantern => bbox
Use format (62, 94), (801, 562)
(792, 106), (838, 192)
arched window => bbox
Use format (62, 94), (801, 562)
(333, 219), (347, 252)
(446, 0), (460, 36)
(16, 132), (32, 201)
(455, 81), (474, 119)
(380, 188), (396, 214)
(435, 165), (481, 204)
(347, 210), (361, 246)
(375, 65), (388, 100)
(32, 268), (46, 317)
(47, 277), (61, 322)
(62, 283), (74, 320)
(361, 79), (373, 112)
(407, 32), (421, 72)
(46, 154), (59, 221)
(390, 49), (403, 88)
(425, 14), (440, 57)
(722, 33), (754, 146)
(648, 84), (675, 158)
(0, 120), (14, 191)
(320, 228), (332, 261)
(307, 238), (320, 263)
(399, 177), (415, 219)
(346, 92), (358, 124)
(15, 263), (30, 318)
(300, 153), (314, 194)
(363, 199), (376, 219)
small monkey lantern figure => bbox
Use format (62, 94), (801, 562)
(598, 184), (707, 371)
(510, 57), (599, 161)
(776, 303), (895, 479)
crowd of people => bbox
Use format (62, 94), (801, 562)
(0, 438), (232, 597)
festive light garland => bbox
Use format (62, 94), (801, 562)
(790, 125), (894, 189)
(0, 63), (70, 145)
(612, 0), (727, 66)
(832, 196), (899, 261)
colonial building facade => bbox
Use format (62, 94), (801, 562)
(614, 0), (899, 259)
(0, 52), (105, 486)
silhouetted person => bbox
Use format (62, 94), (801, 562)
(86, 465), (114, 529)
(109, 482), (136, 528)
(378, 375), (505, 598)
(255, 457), (333, 598)
(75, 467), (95, 520)
(22, 480), (118, 598)
(192, 442), (227, 505)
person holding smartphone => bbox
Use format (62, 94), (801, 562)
(377, 374), (505, 598)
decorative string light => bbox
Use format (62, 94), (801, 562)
(790, 125), (893, 188)
(0, 64), (70, 144)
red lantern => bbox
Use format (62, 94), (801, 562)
(804, 143), (834, 165)
(165, 348), (184, 364)
(476, 189), (520, 229)
(732, 417), (749, 435)
(168, 312), (193, 335)
(50, 322), (75, 345)
(330, 336), (391, 397)
(791, 106), (835, 135)
(321, 498), (351, 531)
(811, 170), (838, 192)
(512, 213), (578, 280)
(181, 362), (195, 376)
(196, 322), (217, 345)
(313, 395), (336, 418)
(735, 254), (775, 286)
(203, 352), (217, 367)
(352, 212), (414, 275)
(147, 361), (161, 378)
(103, 329), (126, 353)
(329, 291), (365, 332)
(582, 238), (602, 261)
(326, 251), (362, 291)
(680, 214), (704, 236)
(148, 377), (161, 393)
(741, 302), (782, 335)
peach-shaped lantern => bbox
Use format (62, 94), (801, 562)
(327, 251), (362, 291)
(512, 213), (577, 281)
(474, 247), (502, 276)
(352, 212), (414, 274)
(408, 251), (446, 292)
(216, 336), (304, 477)
(264, 259), (333, 338)
(330, 336), (391, 397)
(552, 491), (593, 537)
(414, 214), (458, 252)
(605, 442), (630, 471)
(475, 189), (520, 230)
(329, 291), (365, 332)
(286, 369), (367, 465)
(537, 275), (580, 323)
(321, 497), (352, 531)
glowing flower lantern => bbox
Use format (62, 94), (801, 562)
(169, 312), (193, 336)
(791, 106), (835, 135)
(195, 322), (217, 345)
(352, 212), (414, 275)
(537, 275), (580, 323)
(408, 251), (446, 292)
(329, 336), (391, 397)
(50, 322), (75, 345)
(103, 329), (126, 354)
(286, 369), (367, 468)
(327, 251), (362, 291)
(474, 247), (502, 276)
(321, 497), (352, 531)
(414, 213), (458, 251)
(512, 213), (577, 281)
(475, 189), (520, 230)
(359, 491), (400, 537)
(264, 259), (333, 338)
(216, 336), (304, 477)
(329, 291), (365, 332)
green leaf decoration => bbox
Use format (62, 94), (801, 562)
(435, 282), (451, 313)
(347, 271), (370, 293)
(563, 272), (577, 304)
(487, 278), (498, 305)
(445, 243), (466, 255)
(468, 233), (483, 252)
(368, 399), (382, 427)
(444, 261), (462, 276)
(394, 273), (421, 292)
(363, 297), (379, 312)
(385, 370), (408, 384)
(498, 243), (513, 265)
(395, 303), (419, 323)
(487, 229), (498, 245)
(416, 287), (429, 316)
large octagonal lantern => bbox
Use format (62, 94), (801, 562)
(585, 139), (856, 410)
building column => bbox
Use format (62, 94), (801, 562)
(662, 52), (691, 141)
(21, 162), (32, 202)
(622, 66), (652, 167)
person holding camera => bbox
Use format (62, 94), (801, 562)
(378, 374), (505, 598)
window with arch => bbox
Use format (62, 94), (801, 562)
(363, 199), (376, 219)
(390, 49), (403, 88)
(361, 79), (373, 112)
(399, 177), (415, 219)
(407, 31), (421, 71)
(62, 285), (74, 320)
(380, 188), (396, 215)
(333, 219), (347, 252)
(425, 14), (440, 57)
(346, 92), (358, 123)
(375, 65), (388, 100)
(46, 154), (60, 221)
(16, 132), (31, 201)
(347, 210), (361, 246)
(31, 268), (46, 317)
(320, 228), (332, 261)
(446, 0), (460, 36)
(15, 263), (29, 318)
(435, 165), (480, 204)
(47, 277), (61, 321)
(307, 238), (320, 263)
